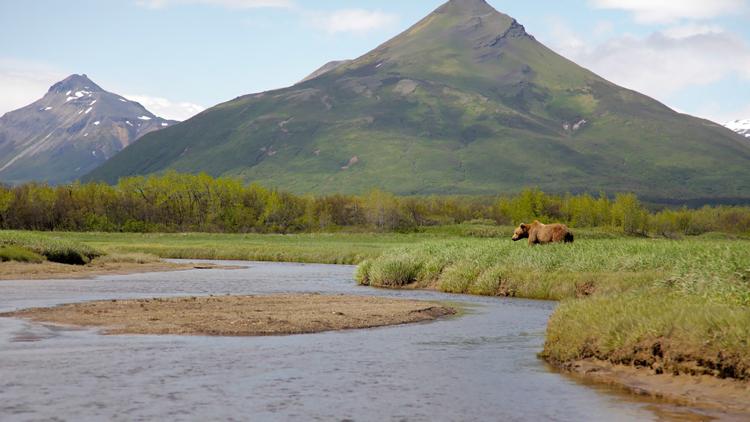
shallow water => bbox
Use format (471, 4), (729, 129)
(0, 261), (719, 421)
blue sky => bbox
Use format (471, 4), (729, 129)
(1, 0), (749, 123)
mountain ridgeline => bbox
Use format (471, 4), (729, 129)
(0, 74), (175, 185)
(86, 0), (750, 201)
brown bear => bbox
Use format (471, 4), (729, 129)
(512, 220), (574, 245)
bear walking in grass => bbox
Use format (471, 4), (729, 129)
(512, 221), (574, 245)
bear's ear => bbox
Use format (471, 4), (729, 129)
(520, 223), (527, 230)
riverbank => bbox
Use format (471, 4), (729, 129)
(0, 254), (236, 280)
(356, 237), (750, 414)
(1, 295), (456, 336)
(560, 359), (750, 417)
(0, 261), (188, 280)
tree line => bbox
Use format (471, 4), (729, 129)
(0, 172), (748, 235)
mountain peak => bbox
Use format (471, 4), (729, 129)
(49, 74), (103, 94)
(0, 73), (175, 184)
(437, 0), (496, 15)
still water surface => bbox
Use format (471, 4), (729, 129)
(0, 261), (717, 421)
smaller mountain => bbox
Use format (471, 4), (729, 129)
(0, 74), (176, 185)
(726, 119), (750, 139)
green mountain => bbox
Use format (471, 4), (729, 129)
(86, 0), (750, 201)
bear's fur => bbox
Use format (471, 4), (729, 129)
(512, 220), (574, 245)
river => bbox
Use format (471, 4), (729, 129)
(0, 261), (718, 421)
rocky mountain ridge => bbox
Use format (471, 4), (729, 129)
(0, 74), (176, 184)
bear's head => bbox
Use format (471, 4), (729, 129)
(512, 223), (530, 241)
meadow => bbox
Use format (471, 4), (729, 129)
(0, 228), (486, 266)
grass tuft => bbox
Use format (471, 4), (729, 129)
(366, 254), (422, 288)
(0, 245), (45, 263)
(440, 261), (481, 293)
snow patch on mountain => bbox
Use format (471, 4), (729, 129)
(726, 119), (750, 138)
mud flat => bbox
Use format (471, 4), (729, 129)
(0, 294), (456, 336)
(0, 261), (230, 280)
(560, 359), (750, 418)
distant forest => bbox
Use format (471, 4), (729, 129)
(1, 172), (749, 235)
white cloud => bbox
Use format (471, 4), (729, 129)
(136, 0), (292, 9)
(540, 22), (750, 123)
(0, 59), (67, 116)
(590, 0), (747, 24)
(661, 24), (725, 39)
(592, 20), (615, 38)
(137, 0), (399, 36)
(308, 9), (399, 34)
(577, 31), (750, 98)
(124, 94), (205, 121)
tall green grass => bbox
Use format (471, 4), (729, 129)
(0, 231), (101, 265)
(358, 237), (750, 380)
(542, 290), (750, 379)
(358, 239), (750, 299)
(29, 230), (523, 265)
(0, 245), (44, 263)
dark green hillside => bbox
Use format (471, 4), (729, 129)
(86, 0), (750, 201)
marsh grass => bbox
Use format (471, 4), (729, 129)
(359, 238), (749, 297)
(440, 261), (482, 293)
(36, 231), (455, 265)
(366, 255), (422, 287)
(0, 231), (101, 265)
(0, 245), (44, 263)
(359, 237), (750, 380)
(542, 290), (750, 379)
(0, 226), (629, 266)
(91, 253), (162, 265)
